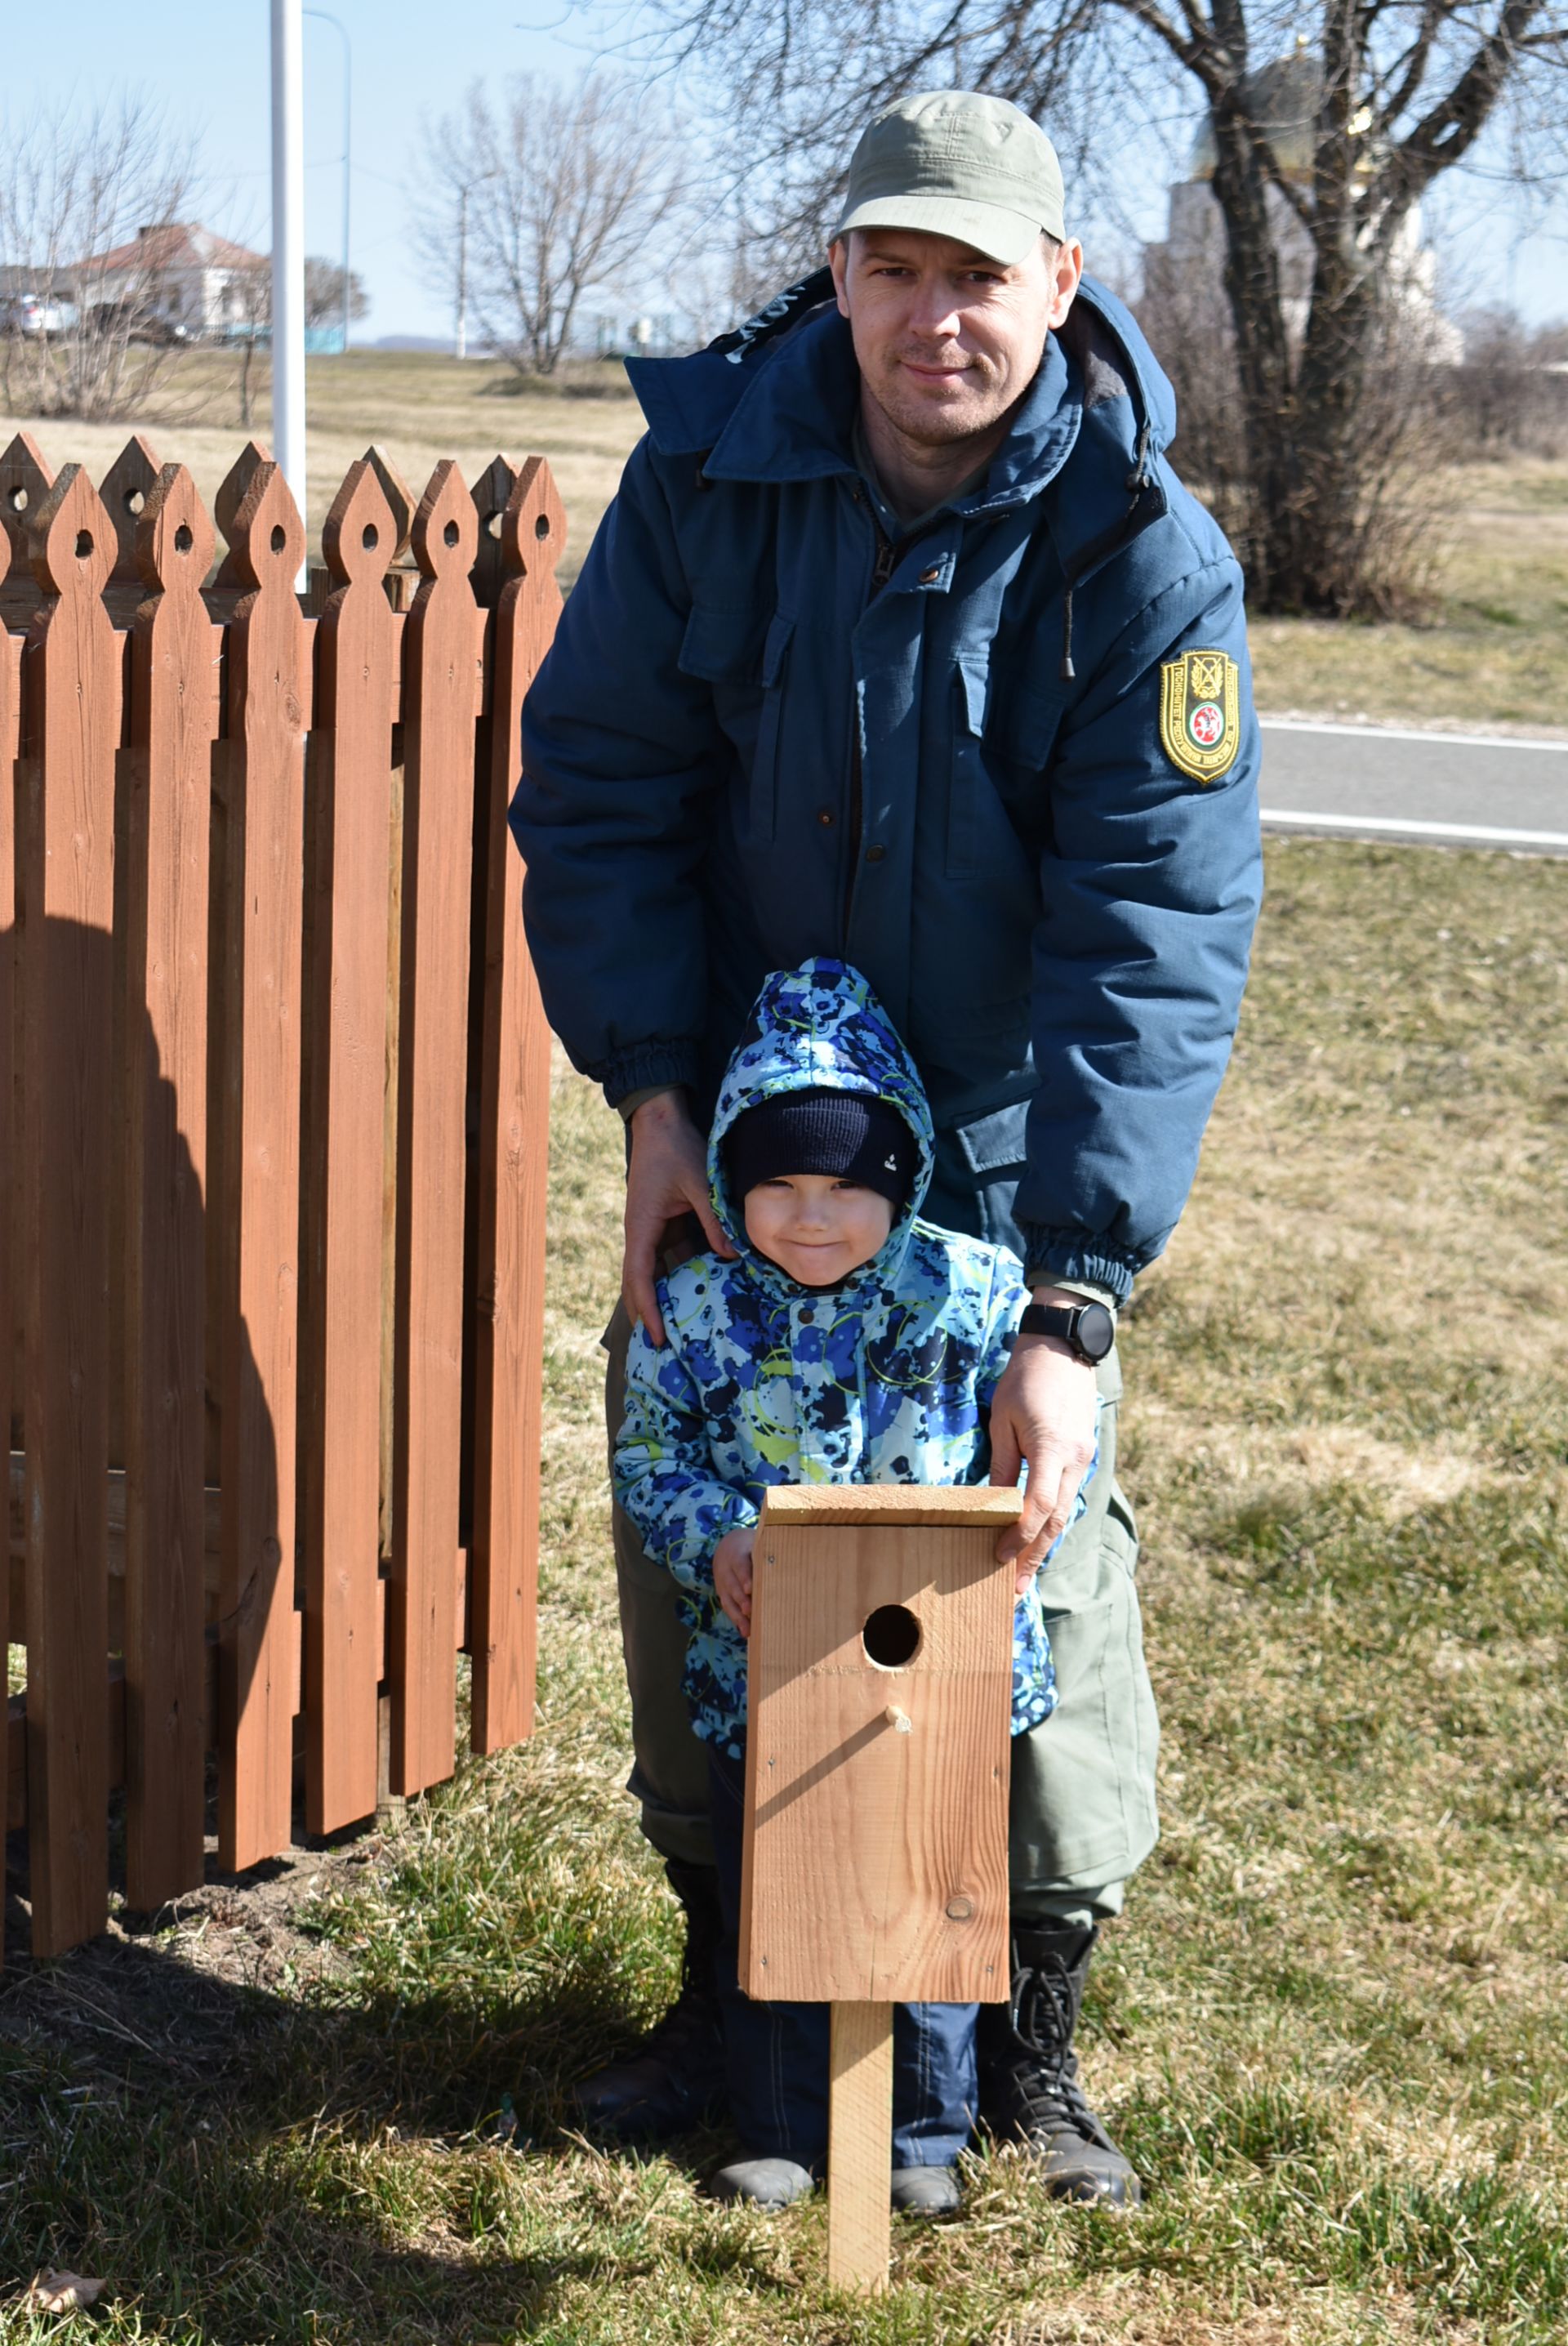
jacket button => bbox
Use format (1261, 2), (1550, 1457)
(817, 807), (835, 826)
(866, 844), (885, 863)
(920, 564), (941, 585)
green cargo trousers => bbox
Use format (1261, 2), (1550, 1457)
(604, 1304), (1160, 1927)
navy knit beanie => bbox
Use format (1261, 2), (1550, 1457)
(724, 1088), (916, 1210)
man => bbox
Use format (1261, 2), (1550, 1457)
(511, 89), (1262, 2210)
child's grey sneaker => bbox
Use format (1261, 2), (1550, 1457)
(890, 2166), (961, 2215)
(706, 2156), (817, 2209)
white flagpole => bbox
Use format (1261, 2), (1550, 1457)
(270, 0), (306, 551)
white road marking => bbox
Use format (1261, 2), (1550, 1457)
(1261, 808), (1568, 849)
(1260, 718), (1568, 756)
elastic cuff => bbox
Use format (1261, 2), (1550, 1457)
(1017, 1226), (1138, 1306)
(616, 1083), (684, 1124)
(1023, 1270), (1119, 1316)
(590, 1041), (703, 1113)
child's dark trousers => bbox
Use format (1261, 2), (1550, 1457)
(707, 1748), (977, 2168)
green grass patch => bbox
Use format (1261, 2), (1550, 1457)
(2, 838), (1565, 2341)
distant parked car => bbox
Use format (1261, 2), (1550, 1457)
(88, 298), (193, 346)
(0, 292), (75, 338)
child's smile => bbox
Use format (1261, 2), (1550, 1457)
(742, 1173), (894, 1287)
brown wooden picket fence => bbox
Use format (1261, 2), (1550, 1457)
(0, 426), (559, 1960)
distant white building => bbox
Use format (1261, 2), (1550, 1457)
(72, 221), (267, 339)
(1144, 47), (1463, 363)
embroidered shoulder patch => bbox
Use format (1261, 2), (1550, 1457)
(1159, 649), (1241, 783)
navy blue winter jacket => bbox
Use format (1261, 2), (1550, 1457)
(510, 274), (1263, 1301)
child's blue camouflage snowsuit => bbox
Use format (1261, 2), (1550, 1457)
(613, 957), (1097, 1759)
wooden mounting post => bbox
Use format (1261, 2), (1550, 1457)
(828, 2000), (895, 2291)
(742, 1483), (1023, 2293)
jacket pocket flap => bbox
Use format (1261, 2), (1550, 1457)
(956, 651), (989, 735)
(760, 609), (795, 688)
(952, 1098), (1030, 1178)
(677, 601), (767, 682)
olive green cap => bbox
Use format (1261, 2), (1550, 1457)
(832, 90), (1067, 264)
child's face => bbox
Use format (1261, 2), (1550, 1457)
(742, 1174), (894, 1286)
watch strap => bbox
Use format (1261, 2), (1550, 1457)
(1018, 1303), (1080, 1347)
(1017, 1300), (1115, 1363)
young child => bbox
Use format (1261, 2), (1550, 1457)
(613, 958), (1095, 2216)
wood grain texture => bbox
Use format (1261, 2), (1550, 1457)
(216, 454), (307, 1874)
(2, 624), (16, 1479)
(21, 467), (119, 1954)
(0, 530), (14, 1943)
(122, 465), (216, 1907)
(827, 2001), (893, 2295)
(760, 1485), (1024, 1527)
(741, 1514), (1013, 2004)
(389, 462), (479, 1797)
(0, 430), (54, 579)
(301, 459), (399, 1834)
(100, 437), (163, 583)
(468, 454), (561, 1754)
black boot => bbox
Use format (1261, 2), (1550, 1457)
(568, 1861), (728, 2144)
(977, 1922), (1142, 2208)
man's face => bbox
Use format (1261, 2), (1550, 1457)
(831, 227), (1081, 446)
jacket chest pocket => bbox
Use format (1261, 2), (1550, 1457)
(947, 656), (1069, 877)
(677, 601), (794, 848)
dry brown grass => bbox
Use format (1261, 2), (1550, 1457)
(0, 349), (644, 588)
(4, 353), (1564, 729)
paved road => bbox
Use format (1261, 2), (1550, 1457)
(1258, 718), (1568, 854)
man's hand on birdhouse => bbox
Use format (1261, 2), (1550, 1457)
(990, 1300), (1101, 1590)
(714, 1524), (757, 1636)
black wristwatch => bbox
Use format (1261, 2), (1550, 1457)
(1017, 1300), (1116, 1363)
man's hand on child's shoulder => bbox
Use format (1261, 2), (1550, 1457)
(713, 1525), (756, 1637)
(624, 1091), (736, 1344)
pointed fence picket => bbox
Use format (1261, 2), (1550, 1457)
(1, 430), (560, 1960)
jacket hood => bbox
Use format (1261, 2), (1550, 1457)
(625, 270), (1176, 550)
(708, 959), (934, 1299)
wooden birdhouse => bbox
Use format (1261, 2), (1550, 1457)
(740, 1483), (1022, 2289)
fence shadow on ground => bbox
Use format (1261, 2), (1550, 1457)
(0, 1858), (742, 2339)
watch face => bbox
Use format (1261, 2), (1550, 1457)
(1078, 1303), (1116, 1362)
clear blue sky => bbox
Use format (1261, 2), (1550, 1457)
(5, 2), (1561, 341)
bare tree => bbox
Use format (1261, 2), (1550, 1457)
(412, 71), (688, 376)
(305, 256), (370, 335)
(1445, 303), (1568, 455)
(0, 95), (199, 421)
(228, 260), (272, 429)
(630, 0), (1568, 613)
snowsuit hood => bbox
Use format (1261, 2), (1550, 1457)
(708, 958), (934, 1302)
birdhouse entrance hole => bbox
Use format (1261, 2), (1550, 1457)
(861, 1603), (921, 1669)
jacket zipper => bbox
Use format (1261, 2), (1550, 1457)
(844, 513), (896, 942)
